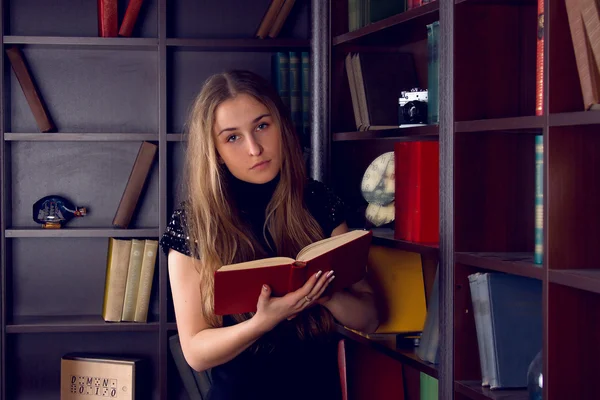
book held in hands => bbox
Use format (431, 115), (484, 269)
(213, 229), (373, 315)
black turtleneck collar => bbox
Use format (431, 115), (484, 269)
(225, 169), (281, 215)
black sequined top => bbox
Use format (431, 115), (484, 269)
(160, 172), (346, 400)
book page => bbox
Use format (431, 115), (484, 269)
(297, 230), (369, 261)
(218, 257), (293, 272)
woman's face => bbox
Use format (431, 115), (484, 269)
(213, 94), (282, 184)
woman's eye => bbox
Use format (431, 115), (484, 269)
(257, 122), (269, 131)
(226, 134), (239, 142)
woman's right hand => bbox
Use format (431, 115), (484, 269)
(252, 269), (335, 333)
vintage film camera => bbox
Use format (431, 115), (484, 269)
(398, 88), (428, 126)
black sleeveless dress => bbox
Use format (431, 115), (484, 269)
(159, 173), (346, 400)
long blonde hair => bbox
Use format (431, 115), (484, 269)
(183, 70), (334, 339)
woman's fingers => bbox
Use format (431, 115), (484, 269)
(306, 270), (334, 303)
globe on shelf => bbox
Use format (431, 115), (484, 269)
(33, 195), (87, 229)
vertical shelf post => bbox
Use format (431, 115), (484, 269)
(310, 0), (330, 183)
(439, 0), (455, 398)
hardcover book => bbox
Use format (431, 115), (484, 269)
(213, 229), (373, 315)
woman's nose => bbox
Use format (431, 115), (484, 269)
(247, 134), (263, 156)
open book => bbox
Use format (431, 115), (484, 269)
(213, 229), (373, 315)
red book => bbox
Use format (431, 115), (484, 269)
(98, 0), (118, 37)
(213, 230), (373, 315)
(119, 0), (144, 37)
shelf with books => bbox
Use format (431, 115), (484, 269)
(5, 315), (160, 334)
(371, 228), (439, 256)
(455, 252), (543, 280)
(335, 325), (438, 378)
(165, 38), (309, 51)
(5, 228), (159, 238)
(3, 36), (158, 49)
(4, 133), (158, 142)
(548, 269), (600, 295)
(454, 116), (544, 133)
(455, 381), (528, 400)
(332, 125), (439, 141)
(333, 1), (439, 47)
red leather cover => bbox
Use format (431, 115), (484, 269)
(119, 0), (144, 37)
(97, 0), (118, 37)
(214, 262), (293, 315)
(213, 231), (372, 315)
(411, 141), (439, 243)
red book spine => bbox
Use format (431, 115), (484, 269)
(119, 0), (144, 37)
(411, 141), (439, 244)
(535, 0), (544, 116)
(98, 0), (118, 37)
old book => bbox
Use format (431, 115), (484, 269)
(566, 0), (600, 110)
(133, 239), (158, 322)
(5, 46), (55, 133)
(119, 0), (145, 37)
(121, 239), (145, 322)
(214, 229), (373, 315)
(102, 238), (132, 322)
(256, 0), (286, 39)
(97, 0), (118, 37)
(268, 0), (296, 38)
(113, 141), (157, 229)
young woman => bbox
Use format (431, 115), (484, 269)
(160, 70), (379, 400)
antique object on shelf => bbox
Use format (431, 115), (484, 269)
(33, 195), (87, 228)
(361, 151), (395, 227)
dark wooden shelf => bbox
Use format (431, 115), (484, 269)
(454, 116), (544, 133)
(549, 269), (600, 295)
(5, 228), (159, 238)
(4, 133), (158, 142)
(332, 125), (439, 141)
(371, 228), (439, 255)
(166, 38), (310, 51)
(549, 111), (600, 127)
(4, 35), (158, 49)
(336, 325), (438, 378)
(167, 133), (186, 142)
(455, 252), (543, 280)
(333, 1), (439, 46)
(6, 315), (159, 333)
(455, 381), (529, 400)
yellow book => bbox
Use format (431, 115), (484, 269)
(134, 240), (158, 322)
(367, 246), (427, 333)
(102, 238), (132, 322)
(121, 239), (145, 322)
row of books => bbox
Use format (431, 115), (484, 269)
(272, 51), (310, 153)
(344, 20), (439, 132)
(102, 237), (158, 323)
(348, 0), (433, 32)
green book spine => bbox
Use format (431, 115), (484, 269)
(535, 135), (544, 265)
(300, 51), (310, 151)
(427, 21), (439, 125)
(272, 52), (290, 109)
(289, 51), (302, 135)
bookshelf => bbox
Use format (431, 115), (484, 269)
(0, 0), (311, 399)
(2, 0), (598, 400)
(327, 0), (600, 399)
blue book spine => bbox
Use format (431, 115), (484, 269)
(534, 135), (543, 265)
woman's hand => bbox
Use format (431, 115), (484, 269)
(252, 270), (335, 331)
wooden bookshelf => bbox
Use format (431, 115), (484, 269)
(6, 315), (160, 334)
(455, 381), (528, 400)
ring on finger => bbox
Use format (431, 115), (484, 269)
(304, 295), (312, 302)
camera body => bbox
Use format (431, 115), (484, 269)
(398, 88), (428, 126)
